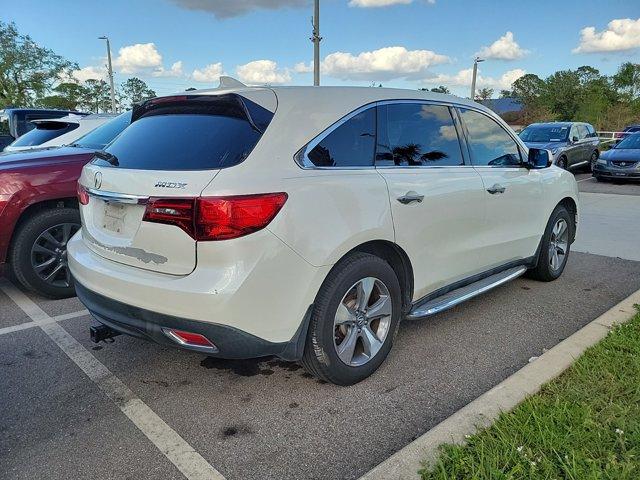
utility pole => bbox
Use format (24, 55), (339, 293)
(470, 56), (484, 100)
(311, 0), (321, 86)
(99, 36), (117, 113)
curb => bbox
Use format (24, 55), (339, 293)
(359, 288), (640, 480)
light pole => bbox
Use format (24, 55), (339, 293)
(310, 0), (321, 86)
(470, 56), (484, 100)
(99, 36), (117, 113)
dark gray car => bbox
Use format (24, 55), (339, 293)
(593, 133), (640, 182)
(519, 122), (600, 171)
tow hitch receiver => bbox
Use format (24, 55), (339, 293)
(90, 324), (121, 343)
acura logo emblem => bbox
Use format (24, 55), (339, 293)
(94, 171), (102, 189)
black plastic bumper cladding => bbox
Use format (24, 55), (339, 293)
(75, 282), (311, 361)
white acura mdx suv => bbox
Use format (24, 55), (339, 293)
(68, 80), (579, 385)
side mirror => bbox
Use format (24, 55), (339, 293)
(526, 148), (552, 169)
(571, 136), (579, 143)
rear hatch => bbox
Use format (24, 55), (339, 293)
(78, 91), (276, 275)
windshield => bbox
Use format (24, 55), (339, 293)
(10, 122), (79, 147)
(73, 111), (131, 150)
(519, 125), (569, 143)
(615, 133), (640, 149)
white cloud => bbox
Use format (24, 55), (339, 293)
(153, 61), (184, 78)
(294, 61), (313, 73)
(191, 62), (225, 83)
(573, 17), (640, 53)
(319, 46), (449, 80)
(170, 0), (308, 18)
(70, 65), (107, 83)
(476, 32), (528, 61)
(114, 43), (163, 74)
(423, 68), (526, 91)
(236, 60), (291, 84)
(497, 68), (526, 90)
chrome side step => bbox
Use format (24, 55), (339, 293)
(406, 266), (527, 320)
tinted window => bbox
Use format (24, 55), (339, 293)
(586, 124), (596, 137)
(97, 95), (273, 171)
(376, 103), (463, 167)
(74, 111), (131, 150)
(459, 108), (521, 167)
(10, 122), (79, 147)
(306, 108), (375, 167)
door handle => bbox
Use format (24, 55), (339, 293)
(397, 191), (424, 204)
(486, 184), (506, 194)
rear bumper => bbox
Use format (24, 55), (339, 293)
(68, 228), (330, 344)
(76, 281), (311, 360)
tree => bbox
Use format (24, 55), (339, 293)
(37, 82), (88, 110)
(430, 85), (450, 94)
(0, 21), (76, 107)
(121, 77), (156, 108)
(510, 74), (545, 106)
(475, 87), (494, 101)
(82, 79), (111, 113)
(613, 62), (640, 101)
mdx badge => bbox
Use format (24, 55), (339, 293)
(155, 181), (187, 189)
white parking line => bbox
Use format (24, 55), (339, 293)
(0, 309), (89, 337)
(577, 176), (594, 182)
(0, 280), (225, 480)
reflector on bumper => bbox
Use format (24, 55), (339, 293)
(162, 328), (218, 351)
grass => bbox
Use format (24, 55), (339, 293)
(419, 307), (640, 480)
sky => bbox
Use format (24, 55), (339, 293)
(5, 0), (640, 97)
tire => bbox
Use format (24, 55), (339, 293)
(556, 156), (568, 170)
(527, 205), (573, 282)
(588, 151), (598, 172)
(301, 252), (402, 386)
(8, 208), (81, 299)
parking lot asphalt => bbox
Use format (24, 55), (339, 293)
(2, 173), (639, 480)
(2, 251), (639, 480)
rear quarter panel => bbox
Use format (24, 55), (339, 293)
(0, 156), (90, 262)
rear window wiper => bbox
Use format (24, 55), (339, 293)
(94, 150), (119, 166)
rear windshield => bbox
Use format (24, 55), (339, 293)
(10, 122), (79, 147)
(73, 111), (131, 150)
(94, 94), (274, 171)
(519, 125), (569, 143)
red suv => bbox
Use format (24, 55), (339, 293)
(0, 112), (130, 298)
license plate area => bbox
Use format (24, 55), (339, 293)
(102, 202), (127, 234)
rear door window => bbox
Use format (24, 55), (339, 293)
(376, 103), (464, 167)
(305, 107), (376, 167)
(96, 94), (274, 171)
(458, 108), (522, 167)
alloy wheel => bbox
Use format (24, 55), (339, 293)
(333, 277), (392, 367)
(548, 218), (569, 271)
(30, 223), (80, 288)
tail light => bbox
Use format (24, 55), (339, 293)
(77, 183), (89, 205)
(142, 192), (287, 241)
